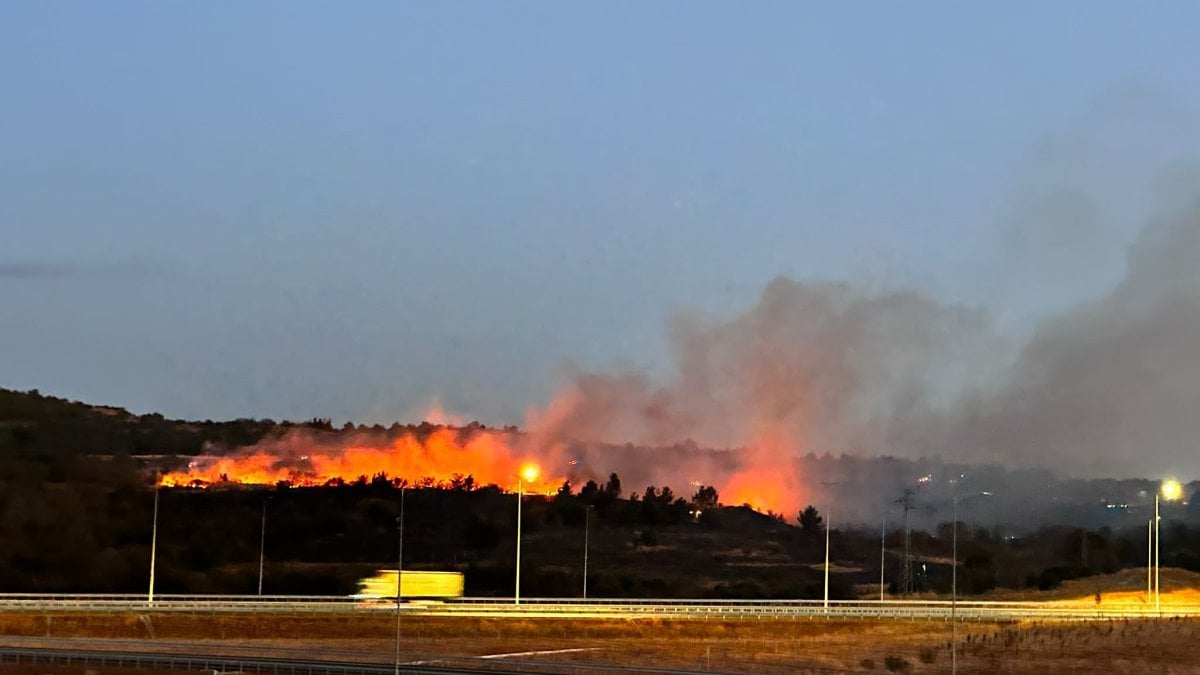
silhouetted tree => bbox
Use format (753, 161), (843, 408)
(604, 473), (622, 498)
(691, 485), (719, 511)
(580, 480), (600, 501)
(799, 505), (823, 534)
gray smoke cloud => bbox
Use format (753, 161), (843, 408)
(525, 279), (1007, 512)
(947, 195), (1200, 479)
(530, 279), (1004, 454)
(526, 89), (1200, 507)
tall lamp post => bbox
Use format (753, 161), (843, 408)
(515, 464), (539, 605)
(1147, 519), (1153, 605)
(1156, 478), (1183, 613)
(823, 503), (831, 610)
(257, 497), (270, 596)
(820, 481), (842, 610)
(583, 504), (592, 599)
(394, 486), (405, 675)
(952, 488), (991, 675)
(880, 516), (887, 602)
(148, 475), (161, 604)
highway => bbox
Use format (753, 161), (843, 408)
(0, 639), (746, 675)
(0, 594), (1196, 621)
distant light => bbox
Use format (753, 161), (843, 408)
(1161, 478), (1184, 502)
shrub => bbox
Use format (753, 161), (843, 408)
(883, 655), (910, 672)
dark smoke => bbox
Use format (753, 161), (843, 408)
(947, 197), (1200, 479)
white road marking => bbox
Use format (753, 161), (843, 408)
(479, 647), (602, 659)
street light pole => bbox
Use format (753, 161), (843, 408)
(823, 503), (831, 610)
(880, 517), (886, 602)
(394, 486), (405, 675)
(1147, 519), (1153, 606)
(148, 480), (160, 604)
(952, 494), (959, 675)
(1155, 492), (1160, 614)
(819, 481), (842, 610)
(513, 465), (540, 605)
(583, 505), (591, 599)
(1153, 478), (1184, 613)
(516, 477), (524, 605)
(257, 498), (269, 596)
(952, 489), (992, 675)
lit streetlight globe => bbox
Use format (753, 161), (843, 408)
(521, 464), (540, 483)
(1161, 479), (1183, 502)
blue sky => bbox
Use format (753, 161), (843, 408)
(3, 2), (1199, 424)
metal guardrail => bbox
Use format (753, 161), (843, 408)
(0, 594), (1195, 621)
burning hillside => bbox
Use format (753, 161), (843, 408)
(159, 426), (566, 494)
(155, 420), (806, 514)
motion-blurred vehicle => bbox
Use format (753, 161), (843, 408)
(351, 569), (465, 603)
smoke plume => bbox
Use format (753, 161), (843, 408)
(945, 197), (1200, 478)
(524, 279), (1005, 512)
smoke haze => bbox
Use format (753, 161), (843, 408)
(171, 91), (1200, 521)
(529, 93), (1200, 500)
(946, 196), (1200, 478)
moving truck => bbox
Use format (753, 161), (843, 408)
(353, 570), (465, 600)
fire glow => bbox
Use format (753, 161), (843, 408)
(158, 424), (804, 515)
(159, 427), (564, 494)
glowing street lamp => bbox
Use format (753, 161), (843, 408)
(1156, 478), (1183, 613)
(1162, 479), (1183, 502)
(515, 463), (540, 605)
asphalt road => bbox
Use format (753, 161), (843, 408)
(0, 640), (741, 675)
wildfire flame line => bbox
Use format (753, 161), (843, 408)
(157, 426), (803, 514)
(158, 428), (563, 494)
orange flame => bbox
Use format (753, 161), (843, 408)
(159, 419), (807, 515)
(719, 425), (805, 517)
(159, 427), (562, 494)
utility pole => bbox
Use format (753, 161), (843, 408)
(895, 489), (916, 596)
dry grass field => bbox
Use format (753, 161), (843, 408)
(3, 610), (1200, 674)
